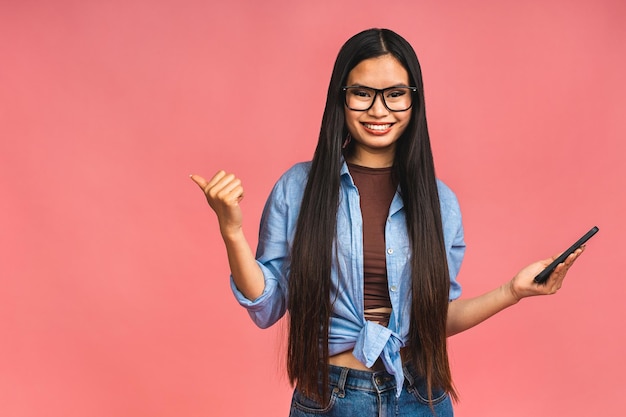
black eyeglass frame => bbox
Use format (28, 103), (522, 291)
(341, 86), (418, 112)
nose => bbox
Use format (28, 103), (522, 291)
(367, 91), (389, 117)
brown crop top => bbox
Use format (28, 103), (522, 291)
(347, 163), (398, 326)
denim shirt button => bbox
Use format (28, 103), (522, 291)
(390, 285), (397, 292)
(387, 248), (394, 255)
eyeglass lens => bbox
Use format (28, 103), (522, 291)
(344, 87), (413, 111)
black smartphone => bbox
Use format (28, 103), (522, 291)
(533, 226), (599, 284)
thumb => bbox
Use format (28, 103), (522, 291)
(189, 174), (208, 190)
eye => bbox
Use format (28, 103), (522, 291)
(349, 88), (373, 98)
(386, 88), (407, 98)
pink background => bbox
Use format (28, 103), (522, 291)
(1, 1), (625, 416)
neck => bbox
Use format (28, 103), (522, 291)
(346, 151), (394, 168)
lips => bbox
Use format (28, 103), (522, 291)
(363, 123), (391, 130)
(361, 122), (393, 134)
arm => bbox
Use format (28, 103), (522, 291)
(190, 171), (265, 300)
(446, 247), (585, 337)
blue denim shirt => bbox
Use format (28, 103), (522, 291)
(231, 161), (465, 396)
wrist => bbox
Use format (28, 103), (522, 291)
(503, 280), (522, 305)
(220, 224), (245, 243)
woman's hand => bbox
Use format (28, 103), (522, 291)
(190, 171), (244, 238)
(447, 247), (586, 336)
(506, 247), (585, 302)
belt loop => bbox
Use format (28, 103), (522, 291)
(403, 364), (415, 388)
(335, 367), (349, 398)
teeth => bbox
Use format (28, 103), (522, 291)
(364, 123), (391, 131)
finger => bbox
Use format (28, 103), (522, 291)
(562, 248), (583, 268)
(547, 249), (583, 289)
(207, 173), (239, 199)
(543, 247), (584, 281)
(206, 170), (228, 190)
(216, 183), (244, 206)
(551, 262), (568, 283)
(217, 176), (242, 197)
(190, 174), (209, 189)
(190, 171), (229, 194)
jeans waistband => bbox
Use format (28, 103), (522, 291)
(326, 363), (420, 395)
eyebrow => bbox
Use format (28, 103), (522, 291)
(345, 84), (412, 89)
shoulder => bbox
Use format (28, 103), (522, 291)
(277, 161), (311, 184)
(435, 178), (456, 201)
(266, 161), (311, 206)
(436, 179), (462, 218)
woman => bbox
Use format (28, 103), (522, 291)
(191, 28), (583, 417)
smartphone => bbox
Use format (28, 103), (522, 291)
(533, 226), (599, 284)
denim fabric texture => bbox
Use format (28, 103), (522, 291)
(231, 160), (466, 395)
(289, 364), (453, 417)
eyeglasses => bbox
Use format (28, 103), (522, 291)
(342, 86), (417, 112)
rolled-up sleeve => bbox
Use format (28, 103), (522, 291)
(447, 220), (465, 300)
(230, 164), (306, 328)
(437, 180), (466, 301)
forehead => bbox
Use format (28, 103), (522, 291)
(346, 55), (410, 87)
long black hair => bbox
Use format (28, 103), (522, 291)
(287, 28), (456, 404)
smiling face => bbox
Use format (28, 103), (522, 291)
(343, 54), (412, 168)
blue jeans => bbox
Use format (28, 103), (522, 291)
(288, 364), (453, 417)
